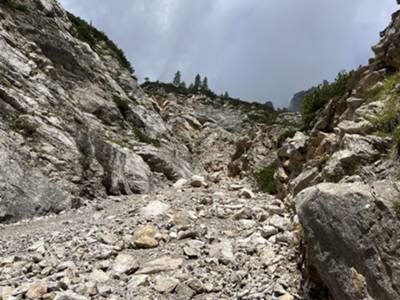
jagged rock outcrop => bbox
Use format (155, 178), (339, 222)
(276, 6), (400, 300)
(0, 0), (296, 225)
(0, 0), (196, 221)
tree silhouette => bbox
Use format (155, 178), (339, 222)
(173, 71), (181, 86)
(202, 77), (209, 91)
(194, 74), (202, 91)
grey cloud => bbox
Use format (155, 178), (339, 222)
(59, 0), (397, 107)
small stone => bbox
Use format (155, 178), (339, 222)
(154, 276), (179, 293)
(183, 245), (200, 258)
(112, 254), (139, 274)
(200, 196), (213, 205)
(209, 240), (235, 264)
(239, 188), (254, 199)
(54, 292), (89, 300)
(173, 178), (188, 189)
(28, 241), (46, 253)
(128, 275), (149, 289)
(186, 278), (205, 292)
(269, 215), (290, 231)
(261, 225), (279, 239)
(177, 229), (198, 240)
(233, 207), (254, 220)
(229, 184), (244, 191)
(190, 175), (206, 188)
(279, 294), (294, 300)
(26, 281), (47, 299)
(98, 232), (119, 245)
(141, 201), (170, 218)
(57, 261), (76, 271)
(132, 225), (159, 249)
(89, 269), (110, 283)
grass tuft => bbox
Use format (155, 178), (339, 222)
(277, 128), (297, 147)
(253, 161), (278, 195)
(133, 128), (160, 147)
(392, 200), (400, 217)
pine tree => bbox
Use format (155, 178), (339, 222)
(194, 74), (202, 91)
(173, 71), (181, 86)
(202, 77), (209, 91)
(224, 91), (229, 99)
(179, 81), (186, 88)
(144, 77), (150, 83)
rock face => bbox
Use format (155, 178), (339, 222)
(276, 6), (400, 300)
(296, 182), (400, 300)
(0, 0), (288, 223)
(288, 90), (307, 112)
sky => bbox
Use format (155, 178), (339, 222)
(59, 0), (398, 107)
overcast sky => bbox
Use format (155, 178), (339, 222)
(59, 0), (397, 107)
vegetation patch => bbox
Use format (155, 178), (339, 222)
(45, 11), (55, 18)
(113, 94), (130, 113)
(277, 128), (297, 147)
(373, 95), (400, 134)
(3, 0), (28, 13)
(133, 128), (160, 148)
(253, 161), (278, 195)
(66, 12), (134, 74)
(368, 72), (400, 150)
(365, 71), (400, 102)
(393, 125), (400, 149)
(392, 199), (400, 217)
(141, 80), (276, 125)
(106, 135), (133, 150)
(302, 71), (351, 129)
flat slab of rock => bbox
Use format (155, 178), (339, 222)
(136, 256), (184, 274)
(140, 201), (170, 218)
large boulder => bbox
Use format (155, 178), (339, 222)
(0, 139), (71, 222)
(296, 181), (400, 300)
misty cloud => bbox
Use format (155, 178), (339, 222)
(59, 0), (397, 107)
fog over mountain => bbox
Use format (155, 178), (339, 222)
(60, 0), (397, 106)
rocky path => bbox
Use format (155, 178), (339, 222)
(0, 178), (302, 300)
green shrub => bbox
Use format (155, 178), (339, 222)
(3, 0), (28, 13)
(393, 125), (400, 149)
(113, 95), (129, 112)
(133, 128), (160, 147)
(253, 161), (278, 194)
(372, 130), (392, 138)
(369, 72), (400, 149)
(302, 71), (351, 129)
(374, 94), (399, 130)
(45, 11), (55, 18)
(247, 111), (277, 125)
(365, 71), (400, 102)
(66, 12), (134, 74)
(277, 128), (297, 147)
(392, 200), (400, 217)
